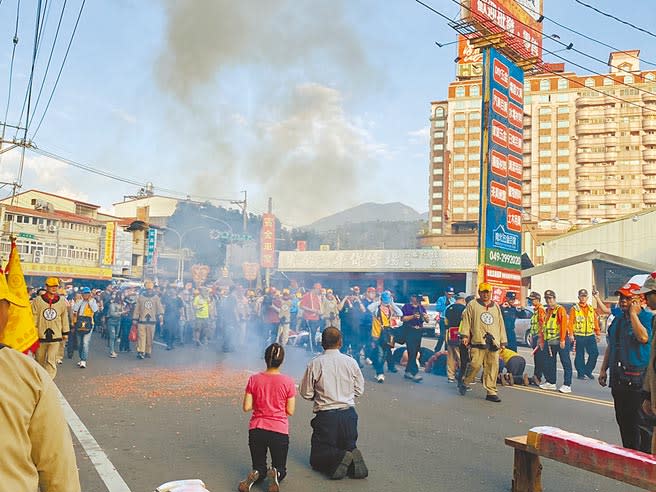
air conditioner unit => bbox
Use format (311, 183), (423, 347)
(47, 225), (57, 233)
(37, 224), (46, 231)
(33, 250), (42, 263)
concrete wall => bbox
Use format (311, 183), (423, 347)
(113, 197), (180, 218)
(530, 261), (593, 303)
(543, 211), (656, 265)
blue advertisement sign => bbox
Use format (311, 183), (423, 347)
(145, 227), (157, 265)
(478, 47), (524, 280)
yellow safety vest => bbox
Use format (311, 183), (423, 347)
(544, 305), (562, 341)
(572, 304), (596, 336)
(530, 311), (541, 336)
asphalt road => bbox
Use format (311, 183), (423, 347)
(56, 335), (644, 492)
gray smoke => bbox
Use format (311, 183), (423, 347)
(154, 0), (382, 225)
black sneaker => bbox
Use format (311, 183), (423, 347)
(404, 372), (414, 380)
(238, 470), (260, 492)
(266, 467), (279, 492)
(486, 394), (502, 403)
(144, 353), (151, 358)
(331, 451), (353, 480)
(458, 383), (468, 395)
(388, 367), (398, 373)
(349, 448), (368, 479)
(137, 352), (144, 360)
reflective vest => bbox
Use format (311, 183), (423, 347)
(530, 309), (541, 336)
(544, 305), (563, 341)
(572, 304), (596, 336)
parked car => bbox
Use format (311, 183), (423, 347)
(395, 303), (440, 339)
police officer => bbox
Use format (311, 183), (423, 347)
(459, 282), (507, 402)
(500, 292), (528, 352)
(32, 277), (70, 378)
(570, 288), (601, 380)
(132, 280), (164, 359)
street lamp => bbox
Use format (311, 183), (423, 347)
(164, 225), (206, 284)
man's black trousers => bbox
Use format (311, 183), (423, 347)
(310, 407), (358, 475)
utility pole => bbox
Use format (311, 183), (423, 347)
(230, 190), (248, 233)
(265, 196), (272, 289)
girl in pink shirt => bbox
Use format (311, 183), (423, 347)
(239, 343), (296, 492)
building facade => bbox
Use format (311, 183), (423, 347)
(423, 50), (656, 252)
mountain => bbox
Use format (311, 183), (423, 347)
(305, 202), (425, 232)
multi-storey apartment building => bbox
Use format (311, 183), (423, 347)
(422, 50), (656, 251)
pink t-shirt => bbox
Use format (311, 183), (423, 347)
(246, 372), (296, 435)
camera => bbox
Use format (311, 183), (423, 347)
(484, 332), (499, 352)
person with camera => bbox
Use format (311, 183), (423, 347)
(538, 290), (573, 394)
(598, 283), (652, 452)
(401, 294), (430, 383)
(458, 282), (506, 402)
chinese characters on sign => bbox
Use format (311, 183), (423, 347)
(461, 0), (543, 63)
(145, 227), (157, 265)
(478, 47), (524, 295)
(260, 213), (276, 268)
(102, 222), (116, 266)
(456, 35), (483, 78)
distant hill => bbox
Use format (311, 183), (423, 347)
(306, 202), (425, 232)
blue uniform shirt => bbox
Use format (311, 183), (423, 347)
(607, 307), (653, 369)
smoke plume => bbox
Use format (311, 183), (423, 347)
(155, 0), (384, 225)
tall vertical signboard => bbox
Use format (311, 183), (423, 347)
(260, 214), (276, 268)
(145, 227), (157, 265)
(478, 47), (523, 297)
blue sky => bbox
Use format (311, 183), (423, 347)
(0, 0), (655, 225)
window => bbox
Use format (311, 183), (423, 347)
(539, 121), (552, 129)
(433, 143), (444, 150)
(557, 191), (569, 198)
(469, 111), (481, 120)
(455, 86), (466, 98)
(557, 134), (569, 142)
(556, 93), (569, 102)
(453, 154), (465, 161)
(470, 85), (480, 97)
(469, 139), (480, 147)
(558, 79), (568, 90)
(557, 106), (569, 114)
(539, 135), (552, 143)
(454, 168), (465, 175)
(557, 176), (570, 184)
(557, 163), (569, 170)
(454, 127), (465, 134)
(646, 73), (656, 82)
(433, 156), (443, 163)
(454, 113), (466, 121)
(468, 166), (480, 174)
(541, 178), (552, 184)
(539, 191), (552, 198)
(453, 194), (465, 201)
(434, 120), (445, 128)
(454, 101), (466, 110)
(603, 77), (613, 86)
(539, 107), (551, 115)
(434, 131), (444, 138)
(432, 192), (443, 198)
(432, 204), (442, 211)
(468, 193), (479, 200)
(524, 80), (531, 91)
(433, 180), (443, 187)
(557, 120), (569, 128)
(468, 206), (479, 213)
(435, 107), (445, 117)
(584, 78), (595, 87)
(540, 79), (550, 91)
(557, 149), (570, 156)
(454, 141), (465, 148)
(5, 214), (13, 221)
(624, 75), (634, 84)
(453, 181), (465, 188)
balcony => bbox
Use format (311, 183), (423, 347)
(605, 120), (618, 132)
(605, 150), (618, 161)
(576, 179), (605, 191)
(576, 107), (600, 119)
(605, 135), (618, 146)
(643, 134), (656, 146)
(576, 122), (606, 134)
(644, 149), (656, 161)
(577, 165), (605, 176)
(576, 207), (606, 220)
(577, 96), (604, 107)
(644, 176), (656, 187)
(643, 93), (656, 104)
(605, 176), (621, 187)
(575, 194), (597, 205)
(576, 151), (606, 164)
(644, 163), (656, 174)
(644, 191), (656, 204)
(643, 119), (656, 131)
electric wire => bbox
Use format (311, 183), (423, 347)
(444, 0), (656, 99)
(29, 146), (243, 204)
(28, 0), (68, 126)
(573, 0), (656, 40)
(418, 0), (656, 114)
(516, 1), (656, 67)
(2, 0), (21, 133)
(29, 0), (84, 139)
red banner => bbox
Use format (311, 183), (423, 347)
(260, 214), (276, 268)
(296, 240), (307, 251)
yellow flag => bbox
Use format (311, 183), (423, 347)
(0, 242), (36, 352)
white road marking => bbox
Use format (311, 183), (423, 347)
(56, 387), (132, 492)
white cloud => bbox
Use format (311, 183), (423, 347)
(407, 125), (430, 141)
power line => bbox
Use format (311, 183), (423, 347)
(573, 0), (656, 40)
(516, 1), (656, 67)
(29, 146), (244, 204)
(2, 0), (21, 132)
(423, 0), (656, 114)
(28, 0), (68, 126)
(30, 0), (85, 139)
(444, 0), (656, 100)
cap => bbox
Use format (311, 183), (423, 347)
(578, 289), (589, 297)
(446, 286), (455, 294)
(527, 291), (541, 301)
(505, 292), (516, 300)
(45, 277), (59, 287)
(634, 272), (656, 295)
(81, 287), (91, 294)
(615, 281), (641, 297)
(366, 287), (376, 293)
(544, 289), (556, 298)
(380, 291), (392, 304)
(457, 292), (468, 300)
(478, 282), (492, 292)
